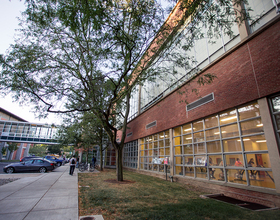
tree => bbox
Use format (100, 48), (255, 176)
(47, 145), (62, 155)
(29, 144), (47, 156)
(0, 0), (249, 180)
(57, 111), (109, 170)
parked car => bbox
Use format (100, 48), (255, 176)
(44, 156), (64, 166)
(3, 158), (56, 173)
(20, 156), (41, 162)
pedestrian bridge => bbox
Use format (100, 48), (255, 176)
(0, 120), (59, 144)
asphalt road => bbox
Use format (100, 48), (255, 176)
(0, 162), (12, 174)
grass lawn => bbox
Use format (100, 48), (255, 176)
(78, 169), (280, 220)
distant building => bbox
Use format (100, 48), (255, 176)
(0, 107), (30, 160)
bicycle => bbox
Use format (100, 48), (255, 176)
(79, 162), (95, 172)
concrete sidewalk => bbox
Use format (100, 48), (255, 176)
(0, 164), (78, 220)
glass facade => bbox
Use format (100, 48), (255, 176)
(105, 145), (116, 166)
(270, 94), (280, 153)
(173, 102), (275, 189)
(140, 2), (240, 113)
(123, 140), (138, 169)
(0, 120), (57, 143)
(246, 0), (277, 33)
(139, 130), (170, 173)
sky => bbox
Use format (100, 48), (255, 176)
(0, 0), (61, 124)
(0, 0), (174, 125)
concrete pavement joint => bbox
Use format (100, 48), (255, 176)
(22, 168), (68, 220)
(0, 173), (47, 202)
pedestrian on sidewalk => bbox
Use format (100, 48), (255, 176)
(69, 155), (76, 175)
(92, 156), (96, 169)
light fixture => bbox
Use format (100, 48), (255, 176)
(256, 124), (263, 127)
(214, 131), (226, 134)
(221, 116), (237, 122)
(186, 137), (192, 140)
(237, 138), (250, 141)
(184, 128), (192, 132)
(256, 140), (266, 143)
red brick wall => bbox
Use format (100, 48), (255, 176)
(125, 19), (280, 142)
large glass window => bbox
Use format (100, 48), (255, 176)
(140, 2), (240, 113)
(246, 0), (276, 33)
(140, 130), (170, 174)
(270, 95), (280, 153)
(173, 102), (275, 189)
(123, 140), (138, 169)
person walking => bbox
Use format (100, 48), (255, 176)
(69, 155), (76, 175)
(92, 156), (96, 169)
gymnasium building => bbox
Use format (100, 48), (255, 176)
(121, 0), (280, 207)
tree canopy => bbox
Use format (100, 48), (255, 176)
(0, 0), (249, 180)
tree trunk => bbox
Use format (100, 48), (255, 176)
(100, 146), (103, 171)
(116, 147), (123, 181)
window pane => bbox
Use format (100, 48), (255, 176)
(159, 132), (164, 139)
(221, 124), (239, 138)
(272, 96), (280, 113)
(275, 114), (280, 130)
(174, 146), (182, 155)
(165, 130), (170, 138)
(159, 148), (164, 155)
(184, 156), (193, 165)
(226, 169), (247, 185)
(194, 156), (206, 166)
(185, 167), (194, 177)
(153, 149), (158, 157)
(175, 166), (183, 175)
(243, 135), (268, 151)
(182, 124), (192, 134)
(183, 134), (192, 144)
(208, 155), (222, 166)
(165, 139), (170, 147)
(174, 136), (181, 146)
(194, 143), (206, 154)
(246, 153), (271, 168)
(159, 140), (164, 148)
(223, 138), (241, 152)
(206, 128), (220, 140)
(165, 147), (170, 155)
(175, 156), (183, 165)
(153, 164), (158, 172)
(195, 167), (207, 179)
(153, 134), (158, 141)
(174, 127), (181, 136)
(184, 144), (193, 154)
(207, 141), (221, 153)
(193, 120), (204, 131)
(238, 103), (260, 120)
(193, 131), (204, 142)
(205, 115), (218, 128)
(154, 142), (158, 148)
(240, 118), (263, 135)
(248, 171), (275, 189)
(225, 154), (244, 166)
(220, 110), (237, 125)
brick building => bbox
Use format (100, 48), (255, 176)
(122, 1), (280, 207)
(0, 107), (29, 160)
